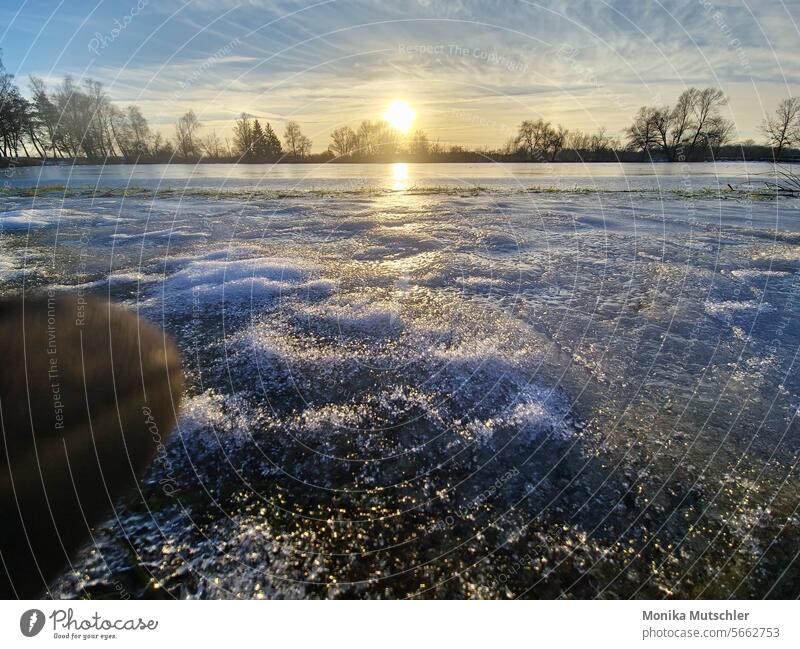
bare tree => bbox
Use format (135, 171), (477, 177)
(174, 110), (201, 158)
(546, 124), (568, 161)
(568, 127), (620, 160)
(515, 119), (567, 160)
(232, 112), (254, 158)
(375, 121), (398, 157)
(126, 105), (151, 156)
(625, 107), (660, 157)
(348, 120), (399, 158)
(407, 129), (430, 157)
(588, 127), (618, 152)
(356, 120), (376, 156)
(626, 88), (732, 161)
(283, 120), (312, 157)
(50, 77), (87, 157)
(108, 105), (151, 161)
(151, 132), (172, 158)
(203, 130), (224, 158)
(687, 87), (731, 156)
(85, 79), (117, 157)
(329, 125), (357, 158)
(761, 97), (800, 158)
(44, 76), (124, 160)
(515, 119), (550, 158)
(109, 105), (134, 159)
(567, 129), (593, 151)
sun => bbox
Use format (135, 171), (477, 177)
(384, 100), (416, 133)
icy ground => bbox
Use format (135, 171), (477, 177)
(1, 178), (799, 598)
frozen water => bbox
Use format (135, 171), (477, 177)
(152, 250), (329, 307)
(0, 207), (119, 231)
(2, 162), (799, 599)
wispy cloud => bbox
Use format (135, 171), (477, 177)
(1, 0), (797, 146)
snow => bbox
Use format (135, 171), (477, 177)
(0, 207), (118, 230)
(4, 164), (799, 599)
(0, 209), (51, 230)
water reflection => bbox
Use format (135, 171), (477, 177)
(391, 162), (409, 190)
(2, 162), (786, 193)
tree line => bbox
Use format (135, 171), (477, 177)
(0, 52), (314, 163)
(1, 51), (798, 166)
(321, 87), (798, 163)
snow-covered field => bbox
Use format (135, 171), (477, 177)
(1, 162), (799, 598)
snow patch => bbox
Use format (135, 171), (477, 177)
(0, 208), (117, 231)
(147, 249), (332, 307)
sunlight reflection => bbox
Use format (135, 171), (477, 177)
(391, 162), (409, 190)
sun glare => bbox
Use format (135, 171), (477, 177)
(391, 162), (409, 189)
(384, 100), (416, 133)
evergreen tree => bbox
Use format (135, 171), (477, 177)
(252, 119), (266, 158)
(263, 122), (282, 158)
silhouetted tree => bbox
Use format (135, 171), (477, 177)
(515, 119), (567, 161)
(174, 110), (201, 158)
(408, 129), (430, 157)
(329, 125), (357, 158)
(44, 76), (122, 159)
(626, 87), (733, 161)
(110, 105), (152, 160)
(761, 97), (800, 158)
(262, 122), (281, 157)
(625, 107), (659, 157)
(233, 112), (255, 158)
(0, 67), (29, 157)
(283, 120), (311, 157)
(251, 119), (266, 158)
(546, 124), (568, 161)
(28, 76), (60, 157)
(353, 120), (398, 158)
(203, 130), (224, 158)
(2, 57), (789, 167)
(126, 105), (151, 156)
(151, 132), (173, 159)
(516, 119), (547, 158)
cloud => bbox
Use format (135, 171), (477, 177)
(3, 0), (798, 146)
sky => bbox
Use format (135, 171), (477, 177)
(1, 0), (798, 150)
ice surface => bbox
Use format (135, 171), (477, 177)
(0, 207), (118, 230)
(3, 166), (798, 599)
(103, 247), (337, 310)
(0, 209), (51, 230)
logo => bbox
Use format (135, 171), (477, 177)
(20, 609), (45, 637)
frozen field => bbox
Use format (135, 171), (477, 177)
(1, 162), (799, 598)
